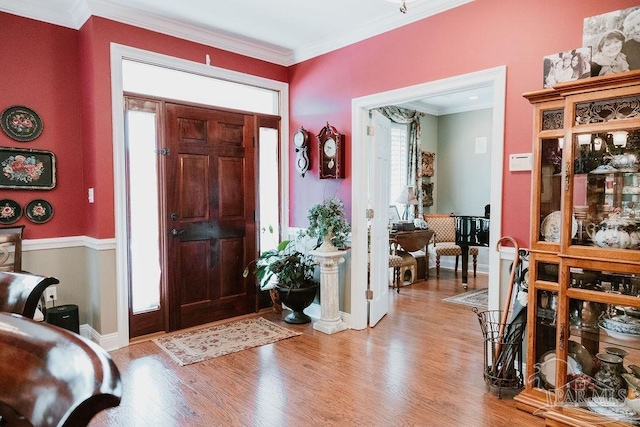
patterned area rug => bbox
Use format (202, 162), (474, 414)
(153, 317), (301, 366)
(443, 288), (488, 308)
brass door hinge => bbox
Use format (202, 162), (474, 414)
(366, 208), (374, 219)
(366, 289), (374, 300)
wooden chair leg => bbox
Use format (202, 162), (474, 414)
(395, 267), (401, 291)
(436, 255), (441, 278)
(454, 256), (459, 275)
(473, 254), (478, 277)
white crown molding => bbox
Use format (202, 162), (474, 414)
(293, 0), (473, 64)
(86, 0), (295, 65)
(0, 0), (85, 28)
(401, 101), (440, 116)
(439, 100), (494, 115)
(1, 0), (472, 67)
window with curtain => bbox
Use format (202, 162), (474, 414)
(390, 122), (408, 214)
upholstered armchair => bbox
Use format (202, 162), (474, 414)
(424, 214), (478, 278)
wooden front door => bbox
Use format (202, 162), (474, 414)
(165, 103), (257, 330)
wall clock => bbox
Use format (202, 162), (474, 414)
(318, 122), (345, 179)
(293, 127), (310, 177)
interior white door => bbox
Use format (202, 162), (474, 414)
(368, 110), (392, 326)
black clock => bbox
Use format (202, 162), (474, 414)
(318, 122), (344, 179)
(293, 127), (310, 177)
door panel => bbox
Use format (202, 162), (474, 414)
(369, 110), (392, 326)
(166, 103), (256, 330)
(219, 157), (245, 217)
(180, 155), (209, 219)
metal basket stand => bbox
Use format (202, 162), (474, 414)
(474, 308), (526, 398)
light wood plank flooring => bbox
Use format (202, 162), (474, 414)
(90, 270), (544, 426)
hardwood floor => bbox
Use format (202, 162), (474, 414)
(90, 270), (544, 426)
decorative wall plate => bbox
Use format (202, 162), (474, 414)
(540, 211), (577, 242)
(25, 199), (53, 224)
(1, 105), (43, 142)
(0, 199), (22, 225)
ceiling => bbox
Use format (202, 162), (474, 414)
(0, 0), (492, 114)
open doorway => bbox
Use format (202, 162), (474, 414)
(350, 66), (507, 329)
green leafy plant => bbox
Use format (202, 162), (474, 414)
(305, 197), (351, 249)
(243, 227), (317, 290)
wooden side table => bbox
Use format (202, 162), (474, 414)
(390, 229), (434, 280)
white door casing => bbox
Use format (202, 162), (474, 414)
(368, 110), (392, 326)
(350, 66), (506, 329)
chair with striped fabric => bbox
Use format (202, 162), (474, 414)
(388, 237), (416, 292)
(424, 214), (478, 278)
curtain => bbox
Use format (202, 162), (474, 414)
(377, 106), (425, 220)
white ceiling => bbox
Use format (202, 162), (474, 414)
(0, 0), (491, 114)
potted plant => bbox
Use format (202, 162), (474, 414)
(243, 230), (319, 324)
(305, 197), (351, 251)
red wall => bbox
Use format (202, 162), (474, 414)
(0, 12), (287, 239)
(3, 0), (639, 246)
(288, 0), (640, 246)
(0, 13), (84, 239)
(78, 17), (288, 239)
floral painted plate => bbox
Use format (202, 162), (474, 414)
(540, 211), (577, 242)
(0, 199), (22, 225)
(1, 105), (43, 142)
(25, 199), (53, 224)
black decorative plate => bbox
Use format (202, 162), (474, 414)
(1, 105), (44, 142)
(25, 199), (53, 224)
(0, 199), (22, 225)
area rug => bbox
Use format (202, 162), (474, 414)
(443, 288), (488, 308)
(153, 317), (301, 366)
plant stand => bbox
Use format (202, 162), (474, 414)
(310, 248), (348, 334)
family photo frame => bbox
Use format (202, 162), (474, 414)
(542, 6), (640, 88)
(583, 5), (640, 75)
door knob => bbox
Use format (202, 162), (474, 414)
(171, 228), (185, 236)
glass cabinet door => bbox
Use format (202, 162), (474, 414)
(533, 104), (565, 248)
(567, 91), (640, 257)
(570, 130), (640, 252)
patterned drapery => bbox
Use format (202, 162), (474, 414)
(377, 106), (425, 219)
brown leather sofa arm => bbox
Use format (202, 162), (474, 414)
(0, 313), (122, 426)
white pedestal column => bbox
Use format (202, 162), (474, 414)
(310, 249), (348, 334)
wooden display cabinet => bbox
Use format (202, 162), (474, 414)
(515, 71), (640, 426)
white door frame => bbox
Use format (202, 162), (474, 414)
(110, 43), (290, 348)
(350, 66), (507, 329)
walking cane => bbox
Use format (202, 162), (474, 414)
(494, 236), (520, 365)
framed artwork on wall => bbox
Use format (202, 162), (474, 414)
(583, 6), (640, 75)
(0, 147), (56, 190)
(421, 182), (434, 207)
(1, 105), (44, 142)
(420, 151), (435, 177)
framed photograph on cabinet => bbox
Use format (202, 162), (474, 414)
(0, 147), (56, 190)
(583, 6), (640, 75)
(542, 47), (591, 89)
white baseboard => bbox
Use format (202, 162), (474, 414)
(81, 324), (121, 351)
